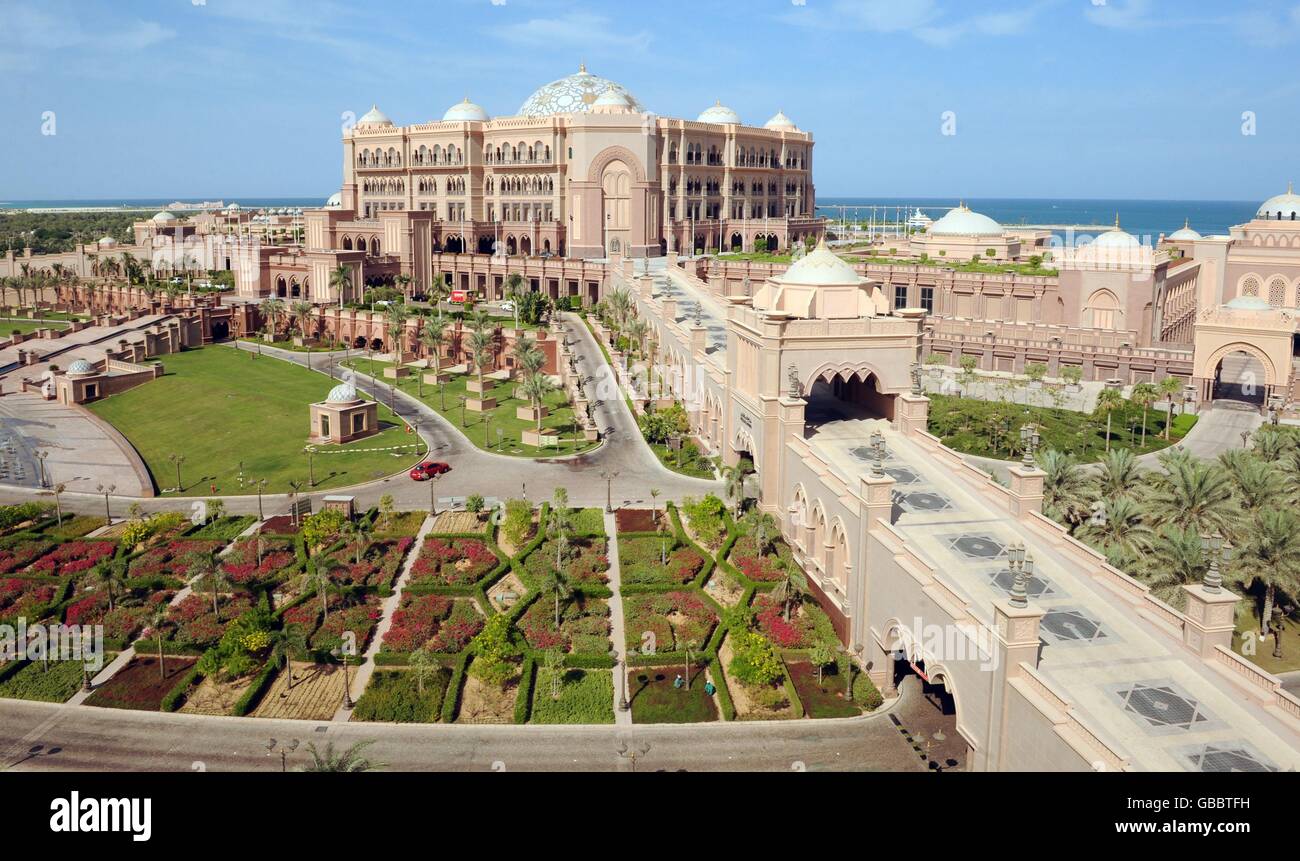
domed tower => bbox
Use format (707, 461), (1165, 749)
(309, 380), (379, 444)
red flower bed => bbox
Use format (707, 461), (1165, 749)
(309, 595), (382, 653)
(0, 540), (54, 575)
(221, 538), (297, 585)
(162, 593), (254, 648)
(383, 594), (453, 653)
(0, 577), (57, 622)
(327, 537), (413, 589)
(408, 538), (496, 587)
(752, 594), (819, 649)
(64, 591), (170, 643)
(259, 516), (300, 535)
(85, 655), (197, 711)
(730, 534), (793, 583)
(128, 540), (224, 582)
(523, 537), (610, 587)
(28, 541), (115, 576)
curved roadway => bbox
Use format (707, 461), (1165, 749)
(0, 313), (718, 516)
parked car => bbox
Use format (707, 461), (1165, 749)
(409, 461), (451, 481)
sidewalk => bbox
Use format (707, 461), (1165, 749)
(603, 510), (633, 726)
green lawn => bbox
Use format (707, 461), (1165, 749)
(628, 664), (718, 723)
(2, 317), (69, 335)
(927, 392), (1195, 462)
(0, 658), (110, 703)
(343, 357), (597, 458)
(529, 668), (615, 724)
(1233, 603), (1300, 675)
(88, 346), (424, 496)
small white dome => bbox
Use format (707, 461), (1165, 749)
(442, 98), (489, 122)
(928, 204), (1002, 236)
(97, 236), (117, 246)
(1093, 216), (1141, 249)
(775, 237), (863, 287)
(1168, 219), (1201, 241)
(1225, 295), (1273, 312)
(357, 104), (393, 127)
(67, 359), (95, 375)
(697, 100), (741, 125)
(226, 203), (241, 212)
(1257, 183), (1300, 220)
(325, 192), (343, 208)
(764, 110), (797, 131)
(152, 211), (176, 223)
(591, 88), (635, 114)
(326, 382), (359, 403)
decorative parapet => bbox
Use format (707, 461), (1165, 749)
(1014, 663), (1131, 772)
(1196, 306), (1297, 332)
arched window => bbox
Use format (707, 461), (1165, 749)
(370, 237), (381, 256)
(1268, 276), (1288, 307)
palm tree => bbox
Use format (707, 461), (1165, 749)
(1252, 428), (1290, 462)
(721, 464), (747, 516)
(419, 320), (445, 375)
(429, 272), (449, 322)
(259, 297), (286, 337)
(513, 339), (545, 377)
(1078, 495), (1154, 566)
(547, 488), (573, 572)
(1038, 448), (1093, 530)
(91, 558), (127, 611)
(1230, 508), (1300, 631)
(1218, 450), (1283, 515)
(344, 519), (373, 566)
(149, 606), (169, 681)
(49, 482), (66, 526)
(1142, 525), (1209, 603)
(504, 273), (525, 329)
(329, 264), (353, 308)
(626, 318), (649, 359)
(1147, 458), (1239, 537)
(1094, 388), (1124, 452)
(1096, 448), (1143, 500)
(300, 740), (381, 772)
(469, 328), (495, 392)
(518, 373), (556, 432)
(303, 556), (344, 624)
(770, 562), (808, 622)
(1158, 376), (1182, 439)
(290, 300), (315, 340)
(190, 553), (230, 622)
(649, 488), (660, 524)
(541, 568), (572, 630)
(384, 303), (410, 358)
(269, 624), (308, 690)
(1129, 382), (1159, 447)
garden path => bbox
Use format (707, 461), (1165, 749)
(602, 510), (632, 726)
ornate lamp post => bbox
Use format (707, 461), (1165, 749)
(601, 470), (620, 513)
(254, 478), (268, 520)
(1020, 424), (1041, 467)
(1200, 533), (1226, 594)
(266, 737), (299, 773)
(1006, 542), (1034, 608)
(35, 450), (48, 488)
(909, 362), (923, 396)
(96, 483), (115, 524)
(610, 648), (628, 712)
(615, 740), (650, 773)
(331, 646), (355, 709)
(842, 642), (863, 700)
(869, 430), (886, 477)
(304, 445), (316, 488)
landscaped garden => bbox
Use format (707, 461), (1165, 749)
(530, 667), (614, 724)
(927, 391), (1195, 462)
(341, 355), (597, 458)
(86, 345), (424, 496)
(0, 656), (113, 703)
(627, 664), (718, 723)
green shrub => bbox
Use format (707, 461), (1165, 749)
(530, 668), (614, 724)
(353, 669), (449, 722)
(728, 630), (782, 686)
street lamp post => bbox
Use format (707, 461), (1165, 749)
(842, 643), (863, 700)
(429, 473), (440, 517)
(96, 484), (115, 524)
(35, 451), (48, 488)
(1006, 542), (1034, 608)
(615, 740), (650, 773)
(254, 478), (267, 520)
(304, 446), (316, 488)
(600, 470), (619, 513)
(331, 647), (354, 709)
(266, 737), (299, 773)
(610, 649), (628, 712)
(1200, 533), (1226, 594)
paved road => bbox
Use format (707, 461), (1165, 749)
(0, 678), (941, 772)
(0, 314), (718, 517)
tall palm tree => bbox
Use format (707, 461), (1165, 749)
(1230, 508), (1300, 630)
(189, 552), (229, 622)
(384, 303), (410, 357)
(1129, 382), (1159, 447)
(91, 558), (127, 611)
(429, 272), (449, 322)
(1096, 447), (1143, 500)
(259, 297), (286, 337)
(1078, 495), (1154, 566)
(304, 556), (345, 624)
(1038, 448), (1094, 530)
(513, 339), (545, 377)
(541, 568), (572, 630)
(300, 740), (381, 772)
(1252, 427), (1291, 462)
(469, 328), (495, 392)
(518, 372), (556, 432)
(504, 273), (525, 329)
(290, 300), (315, 339)
(329, 264), (353, 308)
(1218, 450), (1283, 515)
(419, 320), (445, 375)
(269, 624), (308, 690)
(1146, 458), (1239, 537)
(344, 519), (373, 566)
(547, 487), (573, 574)
(770, 561), (807, 622)
(1094, 388), (1124, 452)
(1142, 525), (1209, 603)
(721, 464), (747, 516)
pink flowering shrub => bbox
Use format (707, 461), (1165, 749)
(221, 538), (297, 585)
(28, 541), (115, 576)
(729, 534), (792, 583)
(0, 578), (56, 622)
(162, 593), (254, 647)
(383, 594), (452, 653)
(309, 595), (382, 652)
(408, 538), (496, 587)
(0, 540), (54, 574)
(128, 540), (223, 582)
(326, 537), (414, 589)
(752, 594), (818, 649)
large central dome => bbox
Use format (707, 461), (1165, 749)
(518, 64), (644, 117)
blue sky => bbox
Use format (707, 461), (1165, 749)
(3, 0), (1299, 202)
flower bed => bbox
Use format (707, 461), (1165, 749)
(0, 539), (54, 575)
(615, 508), (662, 533)
(0, 578), (59, 623)
(619, 535), (705, 586)
(220, 537), (298, 586)
(623, 591), (717, 654)
(0, 657), (110, 703)
(308, 594), (383, 653)
(728, 533), (796, 583)
(85, 655), (197, 711)
(519, 594), (611, 655)
(522, 537), (609, 587)
(259, 516), (300, 536)
(128, 539), (224, 584)
(162, 593), (255, 648)
(382, 594), (483, 655)
(27, 540), (116, 577)
(752, 594), (835, 649)
(326, 537), (414, 589)
(408, 537), (497, 587)
(64, 590), (172, 644)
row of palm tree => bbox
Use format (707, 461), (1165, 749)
(1040, 428), (1300, 641)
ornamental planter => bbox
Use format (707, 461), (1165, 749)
(467, 378), (495, 394)
(522, 429), (559, 447)
(383, 366), (410, 379)
(423, 371), (450, 385)
(516, 405), (549, 422)
(467, 397), (496, 412)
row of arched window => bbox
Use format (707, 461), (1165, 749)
(667, 142), (806, 170)
(484, 175), (555, 195)
(484, 142), (552, 164)
(1239, 273), (1300, 308)
(413, 144), (464, 166)
(340, 235), (382, 256)
(362, 178), (405, 194)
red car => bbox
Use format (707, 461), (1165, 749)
(409, 461), (451, 481)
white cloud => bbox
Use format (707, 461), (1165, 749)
(795, 0), (1044, 46)
(1084, 0), (1157, 30)
(494, 12), (652, 54)
(0, 8), (174, 72)
(1234, 4), (1300, 47)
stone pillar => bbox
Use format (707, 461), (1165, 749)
(1180, 584), (1239, 658)
(689, 324), (707, 358)
(859, 472), (896, 534)
(1006, 463), (1046, 518)
(661, 296), (676, 323)
(895, 392), (929, 437)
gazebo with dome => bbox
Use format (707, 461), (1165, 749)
(309, 381), (379, 444)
